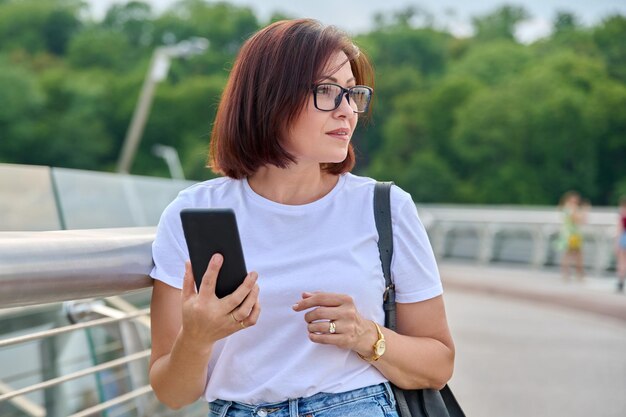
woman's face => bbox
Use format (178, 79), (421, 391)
(284, 51), (359, 167)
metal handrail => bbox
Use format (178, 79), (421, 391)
(0, 380), (45, 417)
(1, 206), (619, 309)
(417, 204), (618, 229)
(0, 227), (155, 308)
(68, 385), (154, 417)
(0, 227), (158, 415)
(0, 308), (150, 348)
(0, 350), (151, 402)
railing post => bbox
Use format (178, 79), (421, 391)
(40, 315), (70, 417)
(478, 224), (496, 264)
(531, 225), (549, 268)
(592, 227), (613, 277)
(430, 222), (451, 260)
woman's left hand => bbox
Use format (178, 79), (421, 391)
(292, 291), (376, 354)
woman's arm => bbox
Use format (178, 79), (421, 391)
(295, 293), (454, 390)
(149, 257), (260, 409)
(149, 279), (211, 409)
(371, 296), (454, 389)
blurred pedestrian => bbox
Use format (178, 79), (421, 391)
(557, 191), (588, 281)
(616, 196), (626, 293)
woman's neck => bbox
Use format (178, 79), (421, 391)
(247, 164), (339, 205)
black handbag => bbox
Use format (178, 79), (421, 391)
(373, 182), (466, 417)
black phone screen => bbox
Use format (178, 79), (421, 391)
(180, 208), (248, 298)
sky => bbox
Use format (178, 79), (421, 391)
(85, 0), (626, 43)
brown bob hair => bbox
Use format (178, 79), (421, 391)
(208, 19), (374, 179)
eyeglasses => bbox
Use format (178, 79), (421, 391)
(311, 83), (373, 113)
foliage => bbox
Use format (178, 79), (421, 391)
(472, 5), (529, 41)
(0, 0), (624, 205)
(0, 0), (82, 54)
(364, 8), (626, 205)
(67, 28), (134, 70)
(593, 15), (626, 83)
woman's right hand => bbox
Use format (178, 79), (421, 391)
(148, 254), (259, 408)
(180, 254), (261, 347)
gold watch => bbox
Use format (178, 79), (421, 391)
(357, 321), (386, 362)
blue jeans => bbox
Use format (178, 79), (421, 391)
(208, 382), (399, 417)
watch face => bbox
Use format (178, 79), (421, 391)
(375, 340), (386, 355)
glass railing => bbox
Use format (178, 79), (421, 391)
(0, 164), (61, 231)
(52, 168), (193, 230)
(0, 163), (196, 231)
(0, 164), (202, 416)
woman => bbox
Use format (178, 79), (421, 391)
(617, 196), (626, 293)
(149, 19), (455, 416)
(557, 190), (587, 281)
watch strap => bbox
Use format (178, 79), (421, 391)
(357, 321), (385, 362)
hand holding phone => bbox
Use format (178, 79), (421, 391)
(180, 208), (248, 298)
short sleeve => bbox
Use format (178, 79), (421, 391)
(150, 193), (191, 289)
(390, 186), (443, 303)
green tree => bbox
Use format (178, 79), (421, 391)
(355, 20), (453, 172)
(472, 5), (529, 41)
(353, 64), (424, 170)
(153, 0), (258, 53)
(593, 15), (626, 82)
(358, 26), (451, 77)
(0, 62), (45, 162)
(33, 68), (116, 169)
(533, 13), (597, 59)
(0, 0), (81, 54)
(129, 73), (227, 178)
(67, 27), (133, 70)
(149, 1), (259, 76)
(553, 11), (580, 34)
(449, 40), (531, 86)
(103, 1), (154, 48)
(452, 51), (608, 203)
(585, 80), (626, 203)
(0, 1), (624, 205)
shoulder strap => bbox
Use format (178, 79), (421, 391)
(374, 181), (397, 331)
(374, 182), (466, 417)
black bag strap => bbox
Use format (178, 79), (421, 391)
(373, 181), (396, 331)
(374, 182), (466, 417)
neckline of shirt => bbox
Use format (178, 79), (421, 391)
(242, 173), (347, 212)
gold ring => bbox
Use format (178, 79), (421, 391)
(230, 312), (238, 323)
(329, 321), (336, 334)
(240, 320), (247, 329)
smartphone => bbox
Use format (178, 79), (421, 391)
(180, 208), (248, 298)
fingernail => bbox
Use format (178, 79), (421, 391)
(292, 303), (299, 310)
(302, 291), (312, 297)
(213, 254), (223, 265)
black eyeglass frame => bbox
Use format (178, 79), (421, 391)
(311, 83), (373, 113)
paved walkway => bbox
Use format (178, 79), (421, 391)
(440, 263), (626, 417)
(441, 263), (626, 321)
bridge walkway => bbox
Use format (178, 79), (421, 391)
(441, 263), (626, 417)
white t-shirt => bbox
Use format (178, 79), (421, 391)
(150, 173), (442, 404)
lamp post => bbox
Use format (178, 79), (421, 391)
(152, 144), (185, 180)
(116, 37), (209, 174)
